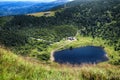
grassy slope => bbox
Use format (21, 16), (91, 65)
(48, 35), (120, 65)
(1, 36), (119, 80)
(27, 11), (55, 17)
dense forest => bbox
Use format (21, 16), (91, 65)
(53, 0), (120, 48)
(0, 0), (120, 64)
(0, 0), (120, 80)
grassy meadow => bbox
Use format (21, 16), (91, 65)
(0, 0), (120, 79)
(0, 36), (120, 80)
(27, 11), (55, 17)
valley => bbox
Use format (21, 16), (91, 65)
(0, 1), (67, 16)
(0, 0), (120, 79)
(0, 36), (120, 80)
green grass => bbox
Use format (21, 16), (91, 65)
(0, 47), (120, 80)
(27, 11), (55, 17)
(0, 36), (120, 80)
(48, 35), (120, 65)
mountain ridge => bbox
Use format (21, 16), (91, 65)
(0, 0), (120, 79)
(0, 1), (69, 16)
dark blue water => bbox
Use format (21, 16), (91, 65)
(54, 46), (109, 65)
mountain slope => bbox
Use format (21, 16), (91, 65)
(0, 46), (120, 80)
(0, 1), (68, 16)
(0, 0), (120, 79)
(0, 0), (120, 65)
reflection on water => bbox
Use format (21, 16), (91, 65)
(54, 46), (109, 65)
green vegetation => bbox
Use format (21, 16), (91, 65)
(27, 11), (55, 17)
(48, 35), (120, 65)
(0, 0), (120, 79)
(0, 0), (119, 64)
(0, 47), (120, 80)
(0, 24), (77, 61)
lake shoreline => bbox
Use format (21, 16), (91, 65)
(53, 46), (109, 65)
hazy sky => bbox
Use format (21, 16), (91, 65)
(0, 0), (73, 2)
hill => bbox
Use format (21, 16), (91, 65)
(0, 0), (119, 63)
(0, 1), (68, 16)
(0, 0), (120, 79)
(0, 41), (120, 80)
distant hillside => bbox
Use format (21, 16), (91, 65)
(0, 0), (120, 64)
(27, 11), (55, 17)
(0, 1), (68, 16)
(0, 0), (120, 79)
(51, 0), (120, 46)
(51, 0), (95, 10)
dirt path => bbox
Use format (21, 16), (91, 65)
(50, 40), (72, 61)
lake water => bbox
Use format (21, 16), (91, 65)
(53, 46), (109, 65)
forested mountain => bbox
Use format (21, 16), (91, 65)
(54, 0), (120, 46)
(0, 0), (120, 63)
(0, 0), (120, 79)
(0, 1), (68, 16)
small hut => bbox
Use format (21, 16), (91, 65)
(44, 12), (51, 16)
(67, 37), (76, 41)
